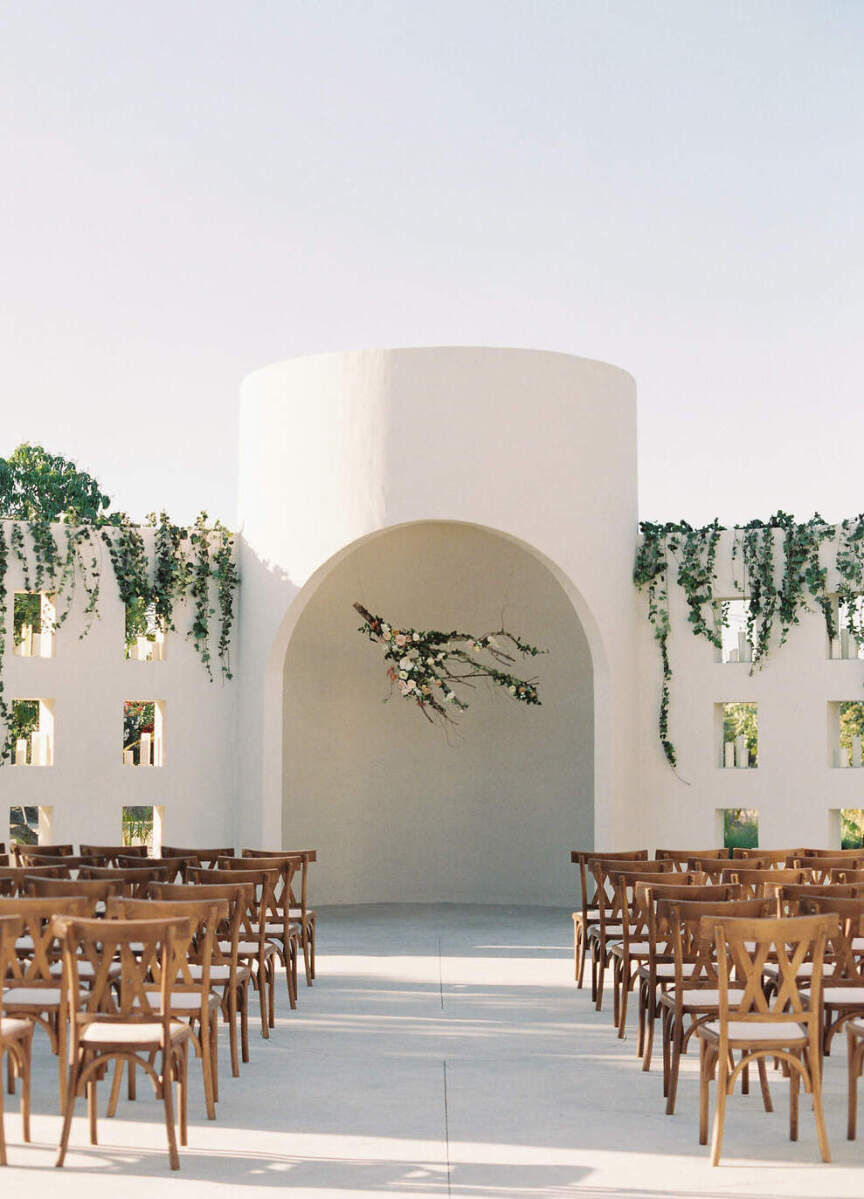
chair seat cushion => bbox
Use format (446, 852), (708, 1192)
(3, 986), (62, 1007)
(49, 960), (121, 979)
(81, 1020), (189, 1045)
(700, 1019), (806, 1043)
(609, 941), (650, 955)
(0, 1016), (31, 1039)
(219, 940), (275, 957)
(823, 986), (864, 1006)
(675, 988), (745, 1006)
(651, 962), (697, 978)
(762, 961), (823, 978)
(135, 991), (221, 1013)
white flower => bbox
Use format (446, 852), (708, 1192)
(382, 623), (390, 634)
(399, 656), (414, 672)
(508, 685), (516, 694)
(412, 632), (420, 641)
(404, 679), (416, 692)
(437, 652), (445, 661)
(399, 670), (408, 680)
(427, 656), (435, 665)
(383, 630), (392, 641)
(394, 634), (407, 648)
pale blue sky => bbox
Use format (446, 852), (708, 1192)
(1, 2), (861, 526)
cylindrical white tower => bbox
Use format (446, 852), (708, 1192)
(235, 347), (639, 853)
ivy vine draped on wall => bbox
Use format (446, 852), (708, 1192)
(634, 512), (864, 768)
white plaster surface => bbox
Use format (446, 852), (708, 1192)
(2, 906), (863, 1196)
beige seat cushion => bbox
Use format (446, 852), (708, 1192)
(701, 1019), (806, 1042)
(3, 986), (62, 1007)
(81, 1020), (189, 1045)
(1, 1016), (31, 1039)
(675, 988), (745, 1006)
(219, 940), (275, 957)
(134, 991), (220, 1013)
(823, 987), (864, 1006)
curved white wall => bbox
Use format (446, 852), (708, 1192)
(236, 347), (639, 855)
(282, 521), (593, 904)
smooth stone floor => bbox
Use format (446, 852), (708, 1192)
(2, 904), (864, 1196)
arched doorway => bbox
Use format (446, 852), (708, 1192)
(279, 520), (596, 905)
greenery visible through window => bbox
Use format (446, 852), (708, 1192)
(9, 804), (38, 844)
(723, 808), (758, 850)
(841, 809), (864, 850)
(122, 806), (154, 849)
(840, 702), (864, 760)
(7, 699), (39, 763)
(722, 702), (758, 766)
(123, 701), (154, 765)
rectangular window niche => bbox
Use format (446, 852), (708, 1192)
(125, 599), (166, 661)
(13, 592), (55, 658)
(713, 599), (754, 664)
(10, 698), (54, 766)
(828, 596), (864, 660)
(828, 701), (864, 768)
(123, 700), (165, 766)
(9, 804), (52, 845)
(717, 807), (759, 851)
(122, 805), (164, 854)
(717, 701), (757, 768)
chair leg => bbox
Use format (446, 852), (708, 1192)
(0, 1045), (6, 1167)
(178, 1046), (188, 1147)
(789, 1059), (799, 1141)
(667, 1020), (683, 1115)
(241, 980), (250, 1063)
(257, 966), (269, 1039)
(710, 1050), (728, 1165)
(757, 1055), (773, 1113)
(699, 1039), (710, 1146)
(662, 1008), (672, 1100)
(161, 1049), (180, 1172)
(643, 989), (656, 1072)
(20, 1031), (33, 1143)
(88, 1076), (98, 1145)
(811, 1054), (831, 1163)
(848, 1031), (861, 1140)
(55, 1060), (80, 1167)
(107, 1059), (124, 1118)
(201, 1013), (216, 1120)
(268, 961), (276, 1029)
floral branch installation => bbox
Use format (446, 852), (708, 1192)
(354, 602), (545, 725)
(635, 511), (864, 770)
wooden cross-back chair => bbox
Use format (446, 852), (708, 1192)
(731, 848), (802, 864)
(608, 869), (707, 1039)
(695, 912), (831, 1165)
(0, 895), (94, 1109)
(106, 897), (228, 1121)
(147, 881), (253, 1077)
(775, 882), (862, 916)
(78, 864), (174, 896)
(187, 867), (279, 1037)
(797, 846), (864, 859)
(655, 849), (728, 871)
(792, 855), (864, 884)
(0, 914), (32, 1165)
(10, 844), (74, 865)
(587, 858), (674, 1010)
(797, 895), (864, 1053)
(53, 914), (194, 1171)
(24, 876), (124, 906)
(0, 866), (67, 897)
(222, 856), (303, 1005)
(79, 844), (148, 865)
(719, 867), (806, 898)
(635, 882), (743, 1073)
(162, 847), (235, 869)
(657, 897), (774, 1117)
(15, 852), (101, 872)
(242, 848), (317, 986)
(118, 855), (190, 881)
(831, 867), (864, 885)
(570, 849), (648, 991)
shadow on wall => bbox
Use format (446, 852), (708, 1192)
(281, 521), (594, 906)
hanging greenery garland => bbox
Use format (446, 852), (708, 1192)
(636, 511), (864, 770)
(354, 602), (545, 725)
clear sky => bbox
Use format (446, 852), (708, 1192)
(1, 2), (862, 527)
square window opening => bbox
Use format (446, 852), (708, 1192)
(717, 701), (757, 768)
(13, 592), (55, 658)
(123, 700), (165, 766)
(125, 598), (166, 661)
(9, 804), (52, 845)
(828, 595), (864, 660)
(717, 808), (759, 851)
(9, 698), (54, 765)
(713, 599), (755, 664)
(828, 701), (864, 767)
(122, 805), (164, 855)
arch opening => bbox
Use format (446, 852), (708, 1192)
(278, 520), (596, 905)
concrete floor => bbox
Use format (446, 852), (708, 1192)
(2, 904), (864, 1196)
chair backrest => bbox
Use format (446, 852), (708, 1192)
(795, 895), (864, 979)
(661, 897), (773, 994)
(162, 846), (235, 868)
(655, 849), (728, 870)
(570, 849), (648, 913)
(720, 867), (806, 898)
(731, 848), (801, 864)
(639, 883), (742, 975)
(52, 915), (191, 1040)
(0, 895), (94, 983)
(0, 915), (24, 1017)
(830, 867), (864, 884)
(776, 882), (862, 915)
(798, 847), (864, 858)
(25, 876), (124, 903)
(80, 844), (148, 865)
(0, 865), (68, 896)
(704, 913), (829, 1049)
(792, 855), (864, 884)
(11, 843), (74, 862)
(146, 880), (252, 967)
(187, 866), (279, 940)
(78, 864), (173, 896)
(16, 852), (101, 871)
(106, 897), (228, 994)
(219, 854), (304, 921)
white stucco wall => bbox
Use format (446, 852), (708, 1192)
(637, 528), (864, 851)
(236, 347), (640, 856)
(0, 523), (236, 849)
(282, 521), (593, 904)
